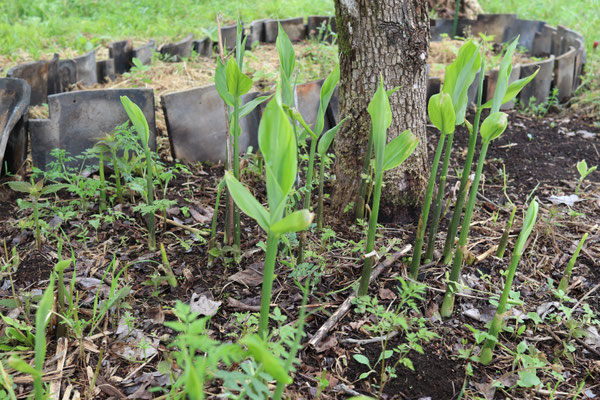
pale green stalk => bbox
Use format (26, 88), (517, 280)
(425, 130), (455, 261)
(408, 135), (447, 279)
(259, 232), (279, 339)
(232, 95), (241, 251)
(441, 53), (486, 265)
(440, 141), (489, 317)
(558, 233), (588, 293)
(144, 145), (156, 251)
(358, 169), (383, 296)
(316, 155), (327, 230)
(110, 148), (123, 204)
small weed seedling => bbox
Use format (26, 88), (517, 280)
(575, 159), (597, 195)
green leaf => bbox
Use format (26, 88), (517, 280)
(577, 160), (588, 176)
(258, 97), (297, 218)
(368, 77), (392, 176)
(7, 356), (40, 377)
(352, 354), (371, 367)
(242, 334), (292, 384)
(121, 96), (150, 148)
(54, 259), (71, 273)
(5, 181), (33, 194)
(491, 38), (519, 113)
(482, 69), (539, 109)
(383, 130), (419, 171)
(514, 198), (538, 255)
(442, 40), (482, 124)
(270, 210), (314, 235)
(224, 172), (269, 232)
(35, 274), (54, 374)
(517, 370), (541, 388)
(276, 24), (296, 80)
(226, 59), (253, 98)
(318, 117), (347, 156)
(428, 92), (455, 135)
(41, 183), (68, 195)
(215, 58), (234, 107)
(239, 94), (272, 118)
(480, 111), (508, 143)
(314, 64), (340, 136)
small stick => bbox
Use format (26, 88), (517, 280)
(308, 245), (411, 348)
(154, 213), (208, 236)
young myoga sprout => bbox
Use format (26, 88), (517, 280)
(357, 77), (419, 296)
(479, 198), (539, 365)
(558, 233), (588, 293)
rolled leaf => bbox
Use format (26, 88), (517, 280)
(270, 209), (314, 235)
(314, 64), (340, 136)
(121, 96), (150, 148)
(428, 92), (455, 135)
(239, 94), (272, 118)
(480, 111), (508, 143)
(383, 130), (419, 171)
(442, 40), (482, 124)
(514, 198), (539, 255)
(368, 77), (392, 175)
(490, 38), (519, 113)
(224, 171), (270, 232)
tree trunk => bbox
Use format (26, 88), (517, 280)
(332, 0), (430, 218)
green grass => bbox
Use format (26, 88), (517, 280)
(0, 0), (333, 59)
(480, 0), (598, 57)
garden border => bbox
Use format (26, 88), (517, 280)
(0, 14), (588, 174)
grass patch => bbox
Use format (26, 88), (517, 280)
(0, 0), (333, 59)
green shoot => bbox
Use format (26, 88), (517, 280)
(575, 160), (597, 194)
(496, 204), (517, 258)
(479, 199), (539, 365)
(224, 92), (313, 338)
(408, 92), (455, 279)
(441, 111), (509, 318)
(121, 95), (156, 250)
(558, 233), (588, 293)
(354, 127), (374, 221)
(358, 77), (419, 295)
(411, 39), (481, 277)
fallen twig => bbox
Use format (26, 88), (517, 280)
(308, 245), (411, 349)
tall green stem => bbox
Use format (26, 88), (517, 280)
(452, 0), (461, 38)
(355, 128), (373, 221)
(441, 62), (486, 265)
(358, 170), (383, 296)
(144, 147), (155, 251)
(408, 134), (447, 279)
(232, 97), (241, 251)
(425, 132), (455, 261)
(258, 232), (280, 339)
(316, 156), (326, 230)
(440, 141), (489, 318)
(98, 152), (106, 212)
(558, 233), (588, 293)
(298, 137), (318, 263)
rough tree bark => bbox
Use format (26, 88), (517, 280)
(332, 0), (430, 217)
